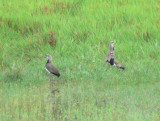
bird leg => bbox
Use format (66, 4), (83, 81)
(49, 74), (54, 91)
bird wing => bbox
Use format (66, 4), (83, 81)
(50, 64), (60, 76)
(114, 60), (125, 69)
(46, 63), (60, 77)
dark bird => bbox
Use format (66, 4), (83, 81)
(106, 41), (125, 69)
(45, 54), (60, 77)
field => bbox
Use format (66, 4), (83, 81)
(0, 0), (160, 120)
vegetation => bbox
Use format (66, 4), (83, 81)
(0, 0), (160, 120)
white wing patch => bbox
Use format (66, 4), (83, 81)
(45, 67), (50, 73)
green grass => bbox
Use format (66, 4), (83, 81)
(0, 0), (160, 120)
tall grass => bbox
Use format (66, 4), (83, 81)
(0, 0), (160, 120)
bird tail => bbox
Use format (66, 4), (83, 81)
(52, 73), (60, 77)
(114, 60), (125, 70)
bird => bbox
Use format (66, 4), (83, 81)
(106, 41), (125, 69)
(45, 54), (60, 77)
(106, 41), (115, 65)
(45, 54), (60, 91)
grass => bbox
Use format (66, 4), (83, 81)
(0, 0), (160, 120)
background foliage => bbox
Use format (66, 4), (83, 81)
(0, 0), (160, 120)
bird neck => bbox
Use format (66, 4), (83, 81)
(47, 59), (52, 63)
(110, 46), (114, 51)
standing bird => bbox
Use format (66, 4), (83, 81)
(106, 41), (115, 65)
(45, 54), (60, 77)
(106, 41), (125, 69)
(45, 54), (60, 90)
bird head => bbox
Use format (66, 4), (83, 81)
(46, 54), (52, 61)
(110, 41), (115, 50)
